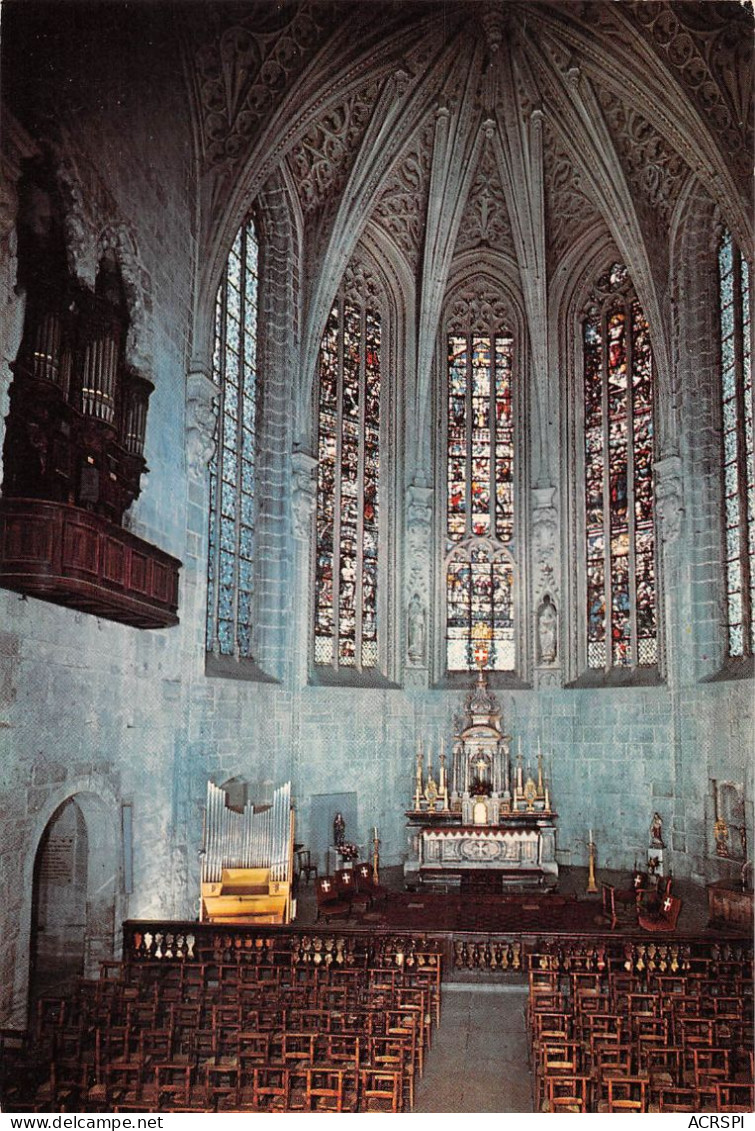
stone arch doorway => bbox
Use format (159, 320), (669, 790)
(28, 792), (118, 1011)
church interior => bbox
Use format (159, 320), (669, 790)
(0, 0), (753, 1114)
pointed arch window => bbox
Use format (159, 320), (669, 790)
(314, 284), (382, 670)
(717, 229), (753, 658)
(445, 329), (515, 671)
(206, 217), (258, 659)
(582, 263), (657, 671)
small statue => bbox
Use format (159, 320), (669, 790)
(537, 595), (557, 664)
(407, 593), (426, 663)
(333, 811), (346, 847)
(650, 812), (664, 848)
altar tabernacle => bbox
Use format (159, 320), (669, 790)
(404, 669), (558, 889)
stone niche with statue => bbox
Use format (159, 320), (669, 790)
(404, 669), (559, 889)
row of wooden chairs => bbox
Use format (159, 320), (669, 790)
(3, 942), (442, 1113)
(528, 959), (754, 1113)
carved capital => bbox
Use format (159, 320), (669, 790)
(654, 454), (684, 544)
(291, 450), (318, 539)
(186, 370), (218, 480)
(407, 483), (433, 531)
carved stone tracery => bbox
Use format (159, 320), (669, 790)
(372, 119), (434, 270)
(455, 134), (516, 257)
(622, 0), (753, 182)
(543, 120), (604, 271)
(342, 254), (386, 313)
(596, 86), (690, 233)
(288, 80), (381, 214)
(195, 5), (336, 168)
(447, 278), (512, 337)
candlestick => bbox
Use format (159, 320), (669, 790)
(586, 838), (598, 894)
(372, 828), (380, 885)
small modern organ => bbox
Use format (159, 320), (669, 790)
(200, 781), (295, 925)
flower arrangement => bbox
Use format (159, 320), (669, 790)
(337, 842), (359, 862)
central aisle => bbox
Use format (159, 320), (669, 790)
(414, 982), (535, 1113)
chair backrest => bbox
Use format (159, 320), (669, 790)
(316, 877), (340, 903)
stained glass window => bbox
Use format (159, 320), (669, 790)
(446, 331), (515, 671)
(314, 290), (381, 669)
(583, 263), (657, 670)
(206, 217), (258, 658)
(718, 229), (754, 657)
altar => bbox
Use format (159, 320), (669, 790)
(403, 664), (559, 889)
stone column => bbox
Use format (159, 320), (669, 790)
(405, 483), (433, 688)
(291, 449), (318, 686)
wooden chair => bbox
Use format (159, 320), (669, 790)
(334, 868), (371, 914)
(601, 1075), (648, 1113)
(653, 1085), (698, 1112)
(314, 876), (350, 921)
(638, 893), (682, 932)
(602, 871), (647, 929)
(544, 1073), (592, 1113)
(296, 848), (318, 885)
(355, 862), (391, 902)
(715, 1082), (755, 1112)
(358, 1066), (403, 1112)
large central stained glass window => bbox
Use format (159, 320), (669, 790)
(206, 217), (258, 659)
(718, 229), (753, 658)
(314, 288), (381, 669)
(582, 263), (657, 671)
(446, 331), (515, 671)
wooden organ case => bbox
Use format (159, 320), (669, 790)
(200, 781), (295, 925)
(0, 162), (180, 629)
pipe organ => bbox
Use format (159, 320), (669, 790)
(200, 781), (295, 925)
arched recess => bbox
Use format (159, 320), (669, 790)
(558, 231), (666, 683)
(433, 257), (530, 685)
(12, 780), (121, 1028)
(29, 798), (88, 1003)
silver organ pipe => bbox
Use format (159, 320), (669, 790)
(202, 780), (293, 882)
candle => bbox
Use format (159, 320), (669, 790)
(373, 826), (378, 840)
(545, 787), (550, 810)
(589, 827), (593, 844)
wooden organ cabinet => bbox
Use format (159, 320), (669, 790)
(0, 164), (180, 627)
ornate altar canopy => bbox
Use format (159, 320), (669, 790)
(404, 671), (558, 889)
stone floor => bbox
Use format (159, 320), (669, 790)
(414, 982), (534, 1113)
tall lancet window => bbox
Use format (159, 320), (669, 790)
(206, 217), (258, 659)
(718, 229), (753, 658)
(582, 263), (657, 671)
(314, 273), (382, 670)
(445, 303), (515, 672)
